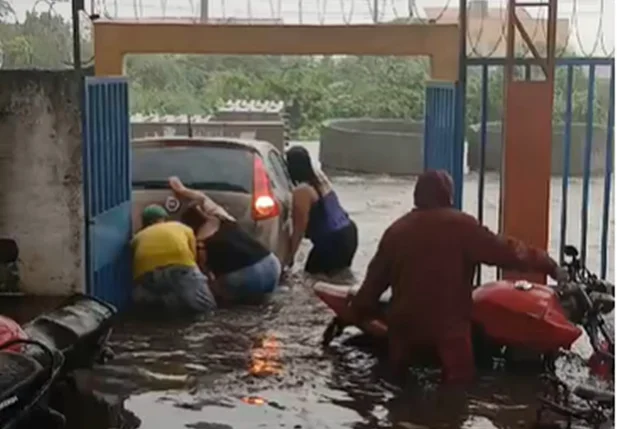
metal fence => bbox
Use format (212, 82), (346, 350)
(466, 57), (615, 283)
(423, 81), (461, 207)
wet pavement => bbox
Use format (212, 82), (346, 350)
(76, 164), (613, 429)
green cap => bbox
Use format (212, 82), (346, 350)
(141, 204), (168, 227)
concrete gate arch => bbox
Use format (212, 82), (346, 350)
(92, 21), (459, 81)
(86, 21), (463, 307)
(92, 20), (465, 201)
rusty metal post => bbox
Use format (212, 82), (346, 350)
(500, 0), (558, 282)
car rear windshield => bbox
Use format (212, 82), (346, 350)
(132, 145), (253, 193)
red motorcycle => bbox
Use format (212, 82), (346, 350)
(315, 244), (614, 428)
(314, 244), (614, 374)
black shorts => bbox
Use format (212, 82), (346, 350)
(305, 221), (358, 275)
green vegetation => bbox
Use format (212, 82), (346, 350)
(0, 7), (92, 69)
(0, 10), (612, 140)
(127, 55), (612, 139)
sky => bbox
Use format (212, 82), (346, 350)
(9, 0), (616, 56)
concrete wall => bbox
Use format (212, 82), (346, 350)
(0, 70), (84, 295)
(319, 118), (425, 175)
(467, 122), (614, 176)
(131, 120), (286, 152)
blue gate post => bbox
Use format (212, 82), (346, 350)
(423, 80), (462, 208)
(82, 77), (132, 309)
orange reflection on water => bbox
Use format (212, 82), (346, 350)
(241, 396), (266, 406)
(249, 334), (283, 377)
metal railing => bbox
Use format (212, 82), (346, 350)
(466, 57), (615, 282)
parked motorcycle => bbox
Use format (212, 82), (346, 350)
(0, 339), (65, 429)
(314, 244), (614, 372)
(314, 244), (614, 428)
(0, 294), (117, 428)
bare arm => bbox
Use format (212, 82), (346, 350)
(196, 240), (208, 273)
(287, 186), (316, 265)
(169, 176), (207, 203)
(169, 176), (235, 221)
(464, 220), (559, 279)
(350, 227), (394, 320)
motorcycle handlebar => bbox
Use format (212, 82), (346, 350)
(589, 291), (615, 314)
(556, 281), (583, 296)
(558, 281), (615, 311)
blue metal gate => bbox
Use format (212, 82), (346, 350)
(82, 77), (132, 309)
(465, 57), (615, 282)
(423, 80), (464, 208)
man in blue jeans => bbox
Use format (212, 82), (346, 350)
(132, 204), (217, 313)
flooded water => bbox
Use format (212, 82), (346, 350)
(67, 142), (614, 429)
(3, 142), (611, 428)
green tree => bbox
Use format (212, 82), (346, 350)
(0, 9), (92, 69)
(0, 0), (13, 19)
(126, 53), (610, 139)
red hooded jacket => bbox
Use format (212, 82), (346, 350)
(351, 170), (560, 346)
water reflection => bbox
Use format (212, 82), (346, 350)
(54, 173), (614, 429)
(241, 396), (267, 406)
(248, 334), (283, 377)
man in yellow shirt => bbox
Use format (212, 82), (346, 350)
(132, 204), (216, 313)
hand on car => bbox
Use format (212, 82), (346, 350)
(168, 176), (185, 193)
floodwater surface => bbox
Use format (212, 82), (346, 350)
(75, 167), (614, 429)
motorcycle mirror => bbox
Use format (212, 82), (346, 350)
(590, 292), (615, 315)
(564, 245), (579, 258)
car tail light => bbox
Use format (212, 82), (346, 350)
(252, 155), (280, 221)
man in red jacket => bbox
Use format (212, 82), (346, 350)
(350, 170), (568, 384)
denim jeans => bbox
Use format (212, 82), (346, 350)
(218, 253), (281, 303)
(134, 265), (217, 313)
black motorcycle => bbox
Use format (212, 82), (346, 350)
(0, 293), (117, 428)
(536, 245), (614, 429)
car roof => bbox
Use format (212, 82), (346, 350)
(131, 136), (278, 156)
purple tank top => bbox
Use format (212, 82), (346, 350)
(306, 191), (350, 245)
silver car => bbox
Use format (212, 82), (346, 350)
(131, 137), (294, 263)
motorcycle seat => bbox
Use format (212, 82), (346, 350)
(573, 384), (615, 405)
(23, 295), (115, 358)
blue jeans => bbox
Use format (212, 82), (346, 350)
(218, 253), (281, 303)
(134, 265), (217, 313)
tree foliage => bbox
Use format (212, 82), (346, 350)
(0, 8), (91, 69)
(127, 54), (612, 139)
(0, 0), (13, 19)
(0, 8), (612, 139)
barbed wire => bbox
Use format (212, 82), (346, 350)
(466, 0), (504, 57)
(1, 0), (612, 58)
(104, 0), (611, 57)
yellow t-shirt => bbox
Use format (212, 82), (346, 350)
(131, 221), (197, 280)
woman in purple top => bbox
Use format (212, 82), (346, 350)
(285, 146), (358, 276)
